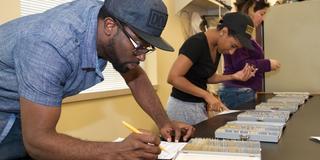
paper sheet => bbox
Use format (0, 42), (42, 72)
(158, 141), (187, 159)
(216, 110), (241, 115)
(114, 137), (187, 159)
(310, 136), (320, 142)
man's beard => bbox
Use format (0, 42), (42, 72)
(112, 60), (139, 73)
(99, 35), (139, 73)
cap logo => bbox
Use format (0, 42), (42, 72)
(147, 9), (167, 30)
(246, 25), (254, 36)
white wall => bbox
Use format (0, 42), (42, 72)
(264, 0), (320, 93)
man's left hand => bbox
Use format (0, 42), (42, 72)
(159, 121), (195, 142)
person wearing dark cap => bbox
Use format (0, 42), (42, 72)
(218, 0), (281, 109)
(0, 0), (195, 159)
(166, 12), (257, 125)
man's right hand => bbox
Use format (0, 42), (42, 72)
(118, 131), (161, 160)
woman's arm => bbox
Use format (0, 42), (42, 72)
(167, 54), (224, 112)
(208, 63), (257, 84)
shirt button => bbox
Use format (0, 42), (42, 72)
(74, 39), (80, 45)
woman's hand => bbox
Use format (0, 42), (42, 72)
(270, 59), (281, 71)
(204, 92), (227, 112)
(232, 63), (257, 81)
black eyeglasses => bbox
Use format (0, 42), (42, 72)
(256, 0), (268, 3)
(110, 18), (155, 56)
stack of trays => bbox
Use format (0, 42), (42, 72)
(237, 110), (290, 123)
(273, 92), (310, 99)
(210, 91), (309, 156)
(175, 138), (261, 160)
(256, 102), (299, 113)
(215, 121), (285, 143)
(267, 96), (306, 105)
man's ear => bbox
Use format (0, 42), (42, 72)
(103, 17), (117, 36)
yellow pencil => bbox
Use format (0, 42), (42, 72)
(122, 121), (167, 152)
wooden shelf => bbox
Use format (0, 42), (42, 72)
(174, 0), (228, 14)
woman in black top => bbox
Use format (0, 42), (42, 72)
(166, 12), (257, 125)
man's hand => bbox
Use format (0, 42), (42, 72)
(159, 121), (195, 142)
(119, 131), (161, 160)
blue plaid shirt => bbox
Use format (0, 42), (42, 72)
(0, 0), (107, 142)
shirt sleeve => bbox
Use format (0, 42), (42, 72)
(223, 40), (271, 74)
(13, 36), (70, 107)
(249, 59), (271, 73)
(179, 35), (205, 63)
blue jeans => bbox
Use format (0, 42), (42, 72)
(0, 117), (30, 160)
(218, 86), (256, 109)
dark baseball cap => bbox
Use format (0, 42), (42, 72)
(220, 12), (254, 50)
(104, 0), (174, 52)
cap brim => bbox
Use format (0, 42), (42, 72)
(237, 34), (254, 50)
(131, 27), (175, 52)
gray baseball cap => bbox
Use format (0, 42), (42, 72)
(104, 0), (174, 52)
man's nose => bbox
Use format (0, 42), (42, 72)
(136, 54), (146, 61)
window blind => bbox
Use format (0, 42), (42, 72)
(20, 0), (129, 93)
